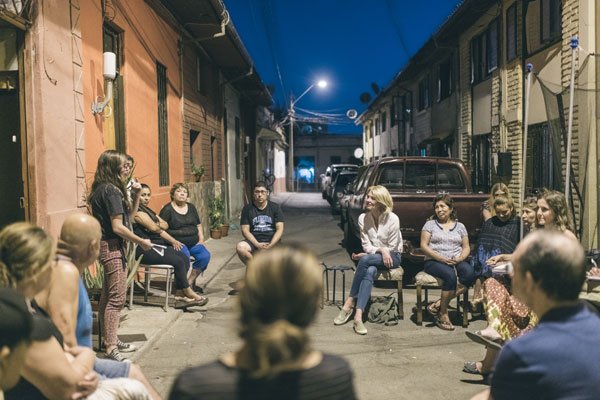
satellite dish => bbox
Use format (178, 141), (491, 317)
(354, 148), (364, 159)
(359, 92), (372, 104)
(371, 82), (380, 95)
(346, 109), (358, 119)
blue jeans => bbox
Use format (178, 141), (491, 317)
(423, 260), (476, 291)
(349, 252), (402, 310)
(181, 243), (211, 272)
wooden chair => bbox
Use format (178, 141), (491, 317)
(414, 271), (469, 327)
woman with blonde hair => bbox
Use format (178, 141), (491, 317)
(334, 185), (402, 335)
(537, 189), (576, 239)
(0, 222), (150, 400)
(169, 245), (356, 400)
(481, 183), (510, 221)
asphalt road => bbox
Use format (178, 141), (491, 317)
(137, 193), (487, 399)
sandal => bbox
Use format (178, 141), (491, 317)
(434, 315), (455, 331)
(465, 330), (503, 350)
(463, 361), (491, 379)
(426, 301), (440, 316)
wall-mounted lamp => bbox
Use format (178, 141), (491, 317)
(91, 52), (116, 116)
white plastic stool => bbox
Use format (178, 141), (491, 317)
(129, 264), (174, 312)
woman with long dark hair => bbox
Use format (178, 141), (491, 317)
(134, 184), (208, 307)
(421, 194), (476, 331)
(89, 150), (152, 361)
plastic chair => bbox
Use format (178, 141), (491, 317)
(129, 264), (174, 312)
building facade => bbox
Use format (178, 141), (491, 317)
(359, 0), (598, 248)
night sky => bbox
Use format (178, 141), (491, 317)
(224, 0), (463, 133)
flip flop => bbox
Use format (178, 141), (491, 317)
(434, 315), (455, 331)
(465, 330), (503, 351)
(463, 361), (491, 380)
(174, 297), (209, 310)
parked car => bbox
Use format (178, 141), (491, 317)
(325, 164), (358, 203)
(343, 157), (488, 263)
(339, 166), (368, 228)
(331, 171), (358, 214)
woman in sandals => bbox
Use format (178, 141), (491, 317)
(159, 183), (211, 292)
(133, 183), (208, 308)
(463, 189), (574, 379)
(89, 150), (152, 361)
(420, 194), (476, 331)
(333, 185), (402, 335)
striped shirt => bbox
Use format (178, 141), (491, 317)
(422, 219), (467, 260)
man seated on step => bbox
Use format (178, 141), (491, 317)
(236, 181), (285, 265)
(39, 213), (161, 400)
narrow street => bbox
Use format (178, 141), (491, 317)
(136, 193), (486, 399)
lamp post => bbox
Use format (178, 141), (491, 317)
(288, 79), (327, 191)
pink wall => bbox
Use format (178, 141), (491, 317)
(81, 0), (183, 212)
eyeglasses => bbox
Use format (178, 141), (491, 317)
(254, 190), (268, 194)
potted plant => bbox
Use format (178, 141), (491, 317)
(191, 163), (205, 182)
(208, 196), (224, 239)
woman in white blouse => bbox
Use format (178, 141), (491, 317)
(334, 185), (402, 335)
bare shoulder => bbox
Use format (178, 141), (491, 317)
(53, 260), (80, 284)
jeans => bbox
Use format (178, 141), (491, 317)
(423, 260), (476, 291)
(181, 243), (211, 272)
(349, 252), (402, 310)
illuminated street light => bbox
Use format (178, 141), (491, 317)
(288, 79), (328, 191)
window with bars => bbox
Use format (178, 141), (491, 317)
(506, 3), (517, 61)
(526, 122), (561, 192)
(381, 111), (387, 133)
(157, 62), (169, 186)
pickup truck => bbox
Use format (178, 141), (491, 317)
(342, 157), (488, 263)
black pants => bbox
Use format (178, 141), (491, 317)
(136, 246), (191, 290)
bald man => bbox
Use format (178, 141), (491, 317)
(36, 214), (161, 400)
(472, 230), (600, 400)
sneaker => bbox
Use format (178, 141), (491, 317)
(105, 348), (130, 362)
(333, 308), (353, 325)
(353, 320), (368, 335)
(116, 340), (137, 353)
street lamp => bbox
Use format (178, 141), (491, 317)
(288, 79), (327, 191)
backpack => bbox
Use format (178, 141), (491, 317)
(367, 294), (398, 326)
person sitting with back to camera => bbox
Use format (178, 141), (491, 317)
(333, 185), (402, 335)
(236, 181), (285, 265)
(169, 244), (356, 400)
(135, 183), (208, 308)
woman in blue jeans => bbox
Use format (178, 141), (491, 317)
(421, 194), (475, 331)
(334, 185), (402, 335)
(159, 183), (211, 292)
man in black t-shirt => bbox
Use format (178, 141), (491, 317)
(236, 181), (284, 265)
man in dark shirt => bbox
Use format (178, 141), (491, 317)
(236, 181), (284, 265)
(471, 230), (600, 400)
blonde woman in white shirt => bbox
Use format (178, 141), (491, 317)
(334, 185), (402, 335)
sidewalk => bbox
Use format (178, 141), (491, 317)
(114, 226), (243, 362)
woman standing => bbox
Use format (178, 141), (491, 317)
(134, 184), (208, 307)
(169, 245), (356, 400)
(421, 194), (476, 331)
(334, 186), (402, 335)
(89, 150), (152, 361)
(159, 183), (211, 291)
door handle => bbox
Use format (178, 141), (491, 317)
(19, 197), (25, 209)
